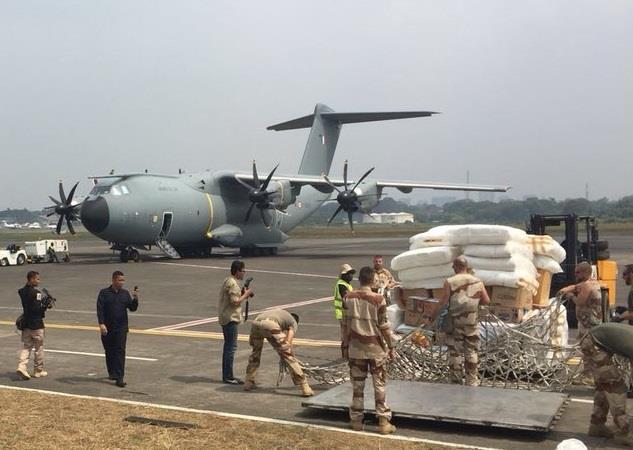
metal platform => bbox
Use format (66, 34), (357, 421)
(303, 380), (569, 432)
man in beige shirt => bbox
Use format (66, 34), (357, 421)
(218, 260), (252, 384)
(342, 266), (396, 434)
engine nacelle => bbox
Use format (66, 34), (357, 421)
(268, 180), (296, 210)
(353, 181), (381, 213)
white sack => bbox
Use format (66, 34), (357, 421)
(463, 241), (533, 259)
(387, 303), (404, 329)
(534, 255), (564, 274)
(467, 254), (536, 278)
(391, 246), (460, 272)
(527, 234), (566, 263)
(400, 276), (447, 290)
(397, 264), (454, 282)
(474, 269), (539, 294)
(410, 224), (527, 249)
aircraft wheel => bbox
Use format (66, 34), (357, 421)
(17, 254), (26, 265)
(239, 247), (252, 257)
(270, 247), (278, 255)
(0, 258), (8, 267)
(120, 249), (130, 263)
(130, 249), (140, 262)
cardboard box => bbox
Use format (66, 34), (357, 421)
(420, 298), (442, 320)
(490, 286), (533, 309)
(404, 310), (426, 326)
(533, 269), (552, 307)
(489, 306), (526, 323)
(397, 288), (430, 311)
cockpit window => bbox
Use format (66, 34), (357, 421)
(89, 185), (110, 195)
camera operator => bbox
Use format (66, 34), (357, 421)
(97, 270), (139, 388)
(16, 271), (53, 380)
(218, 260), (253, 385)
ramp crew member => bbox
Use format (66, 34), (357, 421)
(558, 261), (603, 377)
(440, 256), (490, 386)
(373, 255), (396, 293)
(613, 264), (633, 325)
(16, 271), (51, 380)
(243, 309), (313, 396)
(342, 266), (396, 434)
(218, 260), (252, 385)
(47, 242), (59, 263)
(97, 270), (139, 387)
(334, 264), (355, 334)
(581, 323), (633, 445)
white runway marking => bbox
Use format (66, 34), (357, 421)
(0, 306), (205, 321)
(155, 261), (336, 279)
(0, 385), (502, 450)
(150, 296), (332, 331)
(570, 398), (593, 404)
(46, 349), (157, 362)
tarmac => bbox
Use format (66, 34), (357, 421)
(1, 233), (632, 449)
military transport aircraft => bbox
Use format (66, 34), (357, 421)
(46, 104), (509, 261)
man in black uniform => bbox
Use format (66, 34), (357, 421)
(16, 271), (51, 380)
(97, 270), (139, 387)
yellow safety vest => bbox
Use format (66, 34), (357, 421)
(334, 279), (353, 320)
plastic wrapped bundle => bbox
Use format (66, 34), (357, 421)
(533, 255), (564, 274)
(463, 241), (533, 260)
(391, 246), (460, 272)
(397, 264), (454, 282)
(410, 224), (527, 249)
(400, 276), (447, 290)
(473, 269), (539, 294)
(527, 235), (566, 263)
(467, 254), (537, 278)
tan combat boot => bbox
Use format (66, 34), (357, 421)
(300, 382), (314, 397)
(16, 368), (30, 380)
(588, 423), (614, 438)
(614, 433), (633, 447)
(350, 419), (363, 431)
(33, 370), (48, 378)
(378, 417), (396, 435)
(244, 380), (257, 391)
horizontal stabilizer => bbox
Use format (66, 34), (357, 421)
(267, 111), (438, 131)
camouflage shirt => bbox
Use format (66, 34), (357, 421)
(374, 268), (394, 290)
(252, 309), (298, 333)
(342, 286), (392, 359)
(575, 279), (603, 329)
(447, 273), (485, 331)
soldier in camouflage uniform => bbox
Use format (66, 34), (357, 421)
(440, 256), (490, 386)
(243, 309), (313, 397)
(581, 323), (633, 446)
(342, 266), (396, 434)
(559, 261), (603, 377)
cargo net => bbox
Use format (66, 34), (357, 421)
(281, 299), (630, 391)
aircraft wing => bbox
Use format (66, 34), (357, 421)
(233, 173), (510, 193)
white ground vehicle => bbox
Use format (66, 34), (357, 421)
(0, 246), (28, 267)
(24, 240), (70, 263)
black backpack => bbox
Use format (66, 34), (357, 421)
(15, 314), (25, 331)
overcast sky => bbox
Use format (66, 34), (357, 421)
(1, 1), (631, 209)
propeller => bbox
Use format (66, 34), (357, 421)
(235, 161), (279, 229)
(45, 181), (81, 234)
(323, 160), (375, 232)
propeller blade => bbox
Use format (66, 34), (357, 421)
(260, 164), (279, 191)
(252, 160), (260, 188)
(260, 208), (271, 229)
(58, 182), (67, 205)
(352, 167), (375, 191)
(244, 202), (256, 223)
(327, 205), (344, 225)
(235, 176), (254, 191)
(66, 217), (75, 235)
(66, 182), (79, 205)
(323, 175), (341, 193)
(48, 196), (61, 206)
(343, 160), (349, 191)
(347, 210), (355, 233)
(56, 216), (64, 234)
(46, 211), (55, 217)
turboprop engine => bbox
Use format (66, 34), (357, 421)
(268, 180), (296, 210)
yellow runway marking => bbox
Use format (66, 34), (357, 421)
(0, 321), (339, 348)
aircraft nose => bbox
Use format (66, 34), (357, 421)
(81, 196), (109, 234)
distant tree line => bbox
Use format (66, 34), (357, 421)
(3, 194), (633, 226)
(305, 195), (633, 225)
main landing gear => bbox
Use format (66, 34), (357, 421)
(239, 247), (278, 257)
(119, 246), (140, 263)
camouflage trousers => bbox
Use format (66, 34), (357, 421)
(446, 325), (480, 386)
(581, 335), (629, 434)
(245, 322), (306, 386)
(348, 357), (392, 422)
(577, 322), (594, 376)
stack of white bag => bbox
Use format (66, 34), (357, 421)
(393, 225), (566, 295)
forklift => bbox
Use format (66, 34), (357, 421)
(526, 214), (618, 327)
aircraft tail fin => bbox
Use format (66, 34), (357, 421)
(267, 104), (437, 175)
